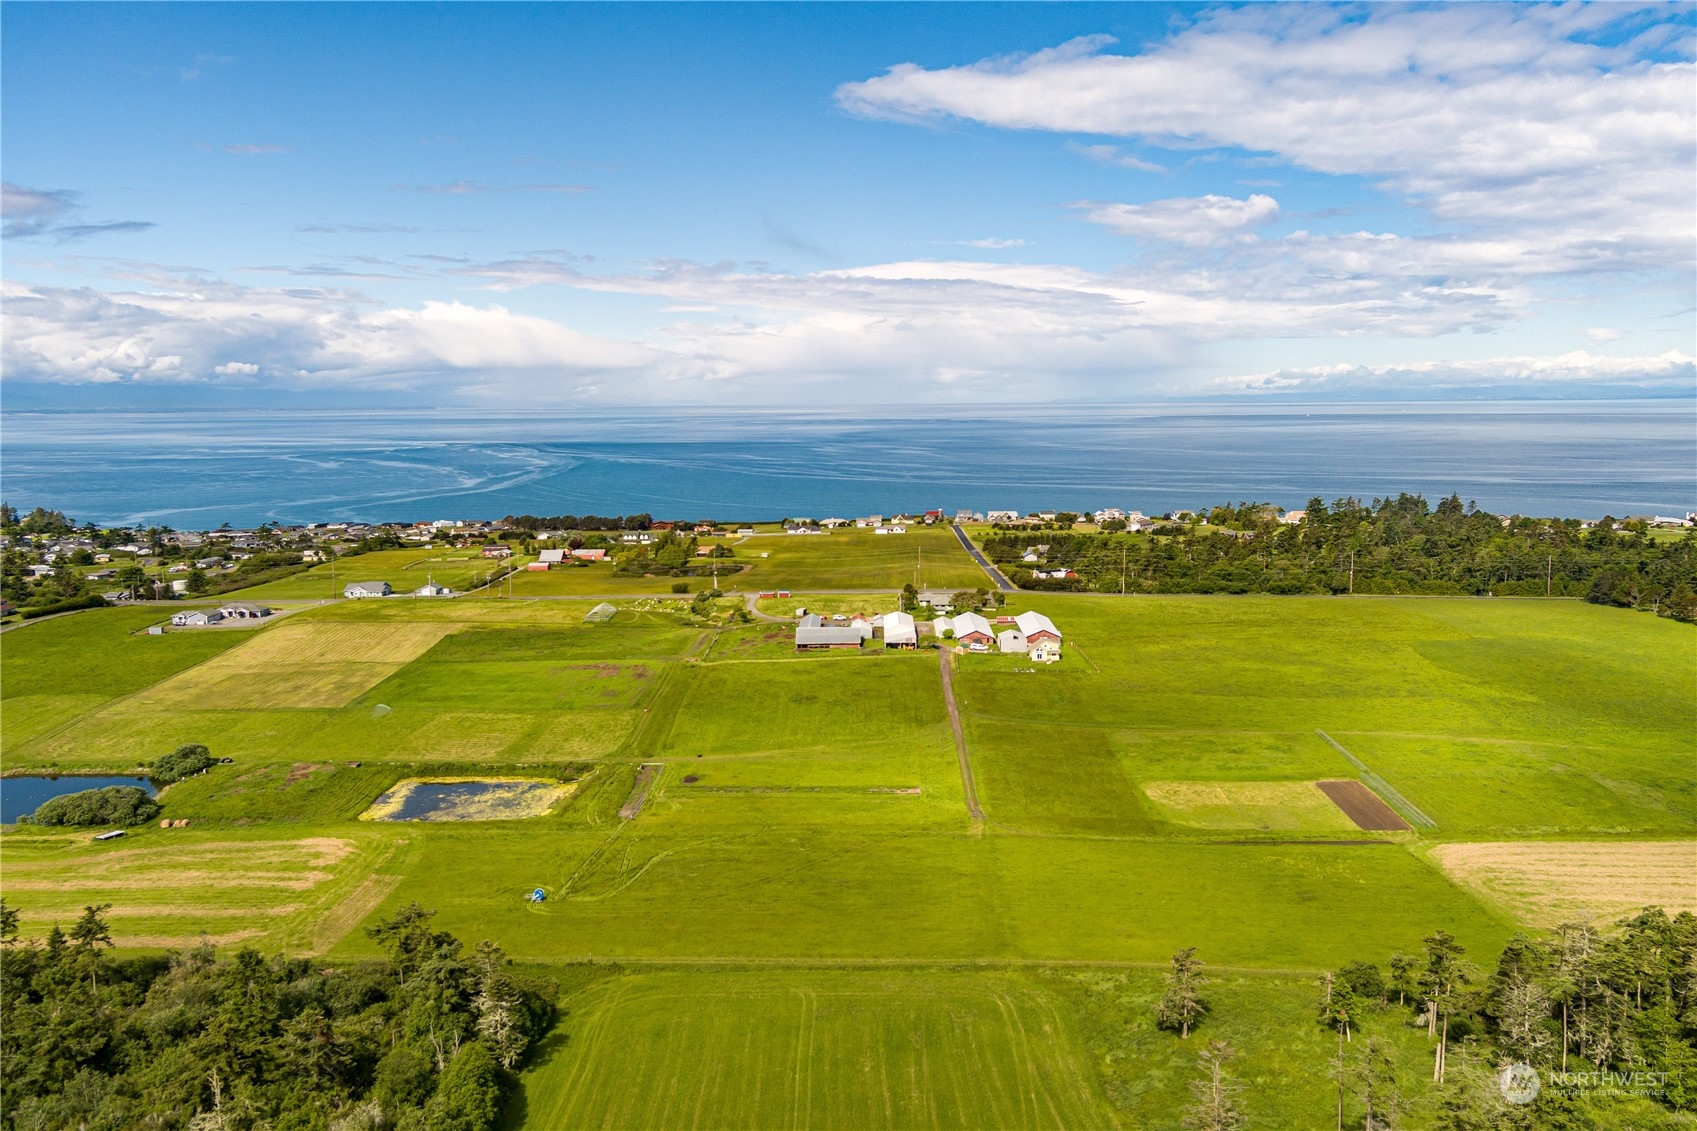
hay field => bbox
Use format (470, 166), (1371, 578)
(1, 829), (404, 951)
(513, 969), (1115, 1131)
(1141, 780), (1360, 832)
(1428, 840), (1697, 928)
(128, 621), (456, 709)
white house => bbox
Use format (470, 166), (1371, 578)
(414, 577), (453, 597)
(343, 581), (392, 598)
(986, 511), (1019, 523)
(882, 610), (917, 648)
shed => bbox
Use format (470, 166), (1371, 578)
(795, 614), (865, 650)
(882, 610), (917, 648)
(998, 629), (1028, 653)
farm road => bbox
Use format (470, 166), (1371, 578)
(937, 648), (985, 823)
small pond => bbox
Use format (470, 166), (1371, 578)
(360, 778), (574, 822)
(1, 775), (157, 824)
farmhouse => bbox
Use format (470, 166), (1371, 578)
(217, 601), (272, 620)
(882, 610), (917, 648)
(343, 581), (392, 598)
(794, 614), (864, 650)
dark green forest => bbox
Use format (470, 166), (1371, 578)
(0, 902), (556, 1131)
(980, 494), (1696, 620)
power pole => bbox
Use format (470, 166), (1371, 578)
(1120, 545), (1127, 594)
(1348, 550), (1355, 595)
(1546, 554), (1552, 596)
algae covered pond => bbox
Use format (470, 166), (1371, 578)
(360, 777), (575, 822)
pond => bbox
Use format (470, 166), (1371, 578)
(359, 777), (575, 822)
(1, 775), (157, 824)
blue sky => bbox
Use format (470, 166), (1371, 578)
(3, 2), (1693, 405)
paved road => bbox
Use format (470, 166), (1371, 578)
(950, 525), (1015, 592)
(936, 648), (985, 823)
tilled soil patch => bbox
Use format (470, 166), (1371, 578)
(1317, 779), (1411, 831)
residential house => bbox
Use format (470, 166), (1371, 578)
(414, 578), (453, 597)
(25, 565), (55, 578)
(481, 545), (513, 559)
(986, 511), (1019, 523)
(794, 614), (865, 650)
(343, 581), (392, 598)
(1279, 510), (1307, 525)
(917, 590), (958, 610)
(882, 610), (917, 648)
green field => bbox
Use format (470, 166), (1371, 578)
(236, 546), (507, 598)
(715, 527), (989, 591)
(3, 590), (1692, 1128)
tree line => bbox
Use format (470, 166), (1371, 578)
(1159, 906), (1697, 1130)
(0, 902), (554, 1131)
(978, 493), (1696, 621)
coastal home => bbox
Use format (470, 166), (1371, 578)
(218, 601), (271, 620)
(997, 629), (1027, 653)
(1013, 610), (1061, 648)
(882, 610), (917, 648)
(794, 614), (864, 650)
(1031, 640), (1061, 663)
(986, 510), (1019, 523)
(171, 609), (224, 627)
(414, 578), (453, 597)
(950, 612), (994, 649)
(25, 564), (55, 579)
(343, 581), (392, 598)
(1279, 510), (1307, 525)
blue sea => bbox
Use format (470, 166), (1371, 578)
(1, 401), (1691, 527)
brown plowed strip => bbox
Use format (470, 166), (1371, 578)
(1316, 780), (1411, 831)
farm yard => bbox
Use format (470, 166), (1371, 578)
(2, 586), (1692, 1129)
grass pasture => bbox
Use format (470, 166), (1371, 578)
(235, 547), (502, 599)
(718, 527), (989, 592)
(1427, 840), (1697, 928)
(513, 969), (1116, 1131)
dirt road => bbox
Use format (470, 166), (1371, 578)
(937, 648), (985, 822)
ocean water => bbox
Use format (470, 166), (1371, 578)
(1, 401), (1691, 527)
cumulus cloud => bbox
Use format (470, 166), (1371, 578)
(838, 6), (1697, 271)
(1207, 350), (1697, 393)
(0, 279), (659, 395)
(1082, 193), (1279, 246)
(1, 183), (154, 243)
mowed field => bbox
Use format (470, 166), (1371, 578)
(715, 527), (989, 591)
(514, 970), (1116, 1131)
(4, 590), (1693, 1129)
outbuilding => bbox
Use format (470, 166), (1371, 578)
(949, 612), (994, 648)
(343, 581), (392, 598)
(882, 610), (917, 648)
(218, 601), (272, 620)
(795, 614), (865, 650)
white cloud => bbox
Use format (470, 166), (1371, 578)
(1067, 142), (1167, 173)
(837, 6), (1697, 271)
(1586, 327), (1623, 343)
(1082, 193), (1279, 246)
(0, 279), (659, 394)
(1208, 350), (1697, 393)
(1, 182), (154, 243)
